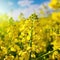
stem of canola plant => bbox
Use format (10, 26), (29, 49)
(29, 19), (34, 60)
(40, 49), (58, 58)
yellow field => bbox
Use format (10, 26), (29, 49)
(0, 0), (60, 60)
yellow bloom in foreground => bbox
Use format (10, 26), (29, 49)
(21, 51), (29, 60)
(49, 0), (60, 9)
(52, 12), (60, 21)
(52, 36), (60, 50)
(52, 51), (60, 60)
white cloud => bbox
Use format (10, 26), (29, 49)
(8, 1), (50, 20)
(8, 4), (40, 20)
(18, 0), (34, 7)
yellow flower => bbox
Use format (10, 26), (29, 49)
(52, 35), (60, 50)
(4, 55), (14, 60)
(11, 47), (16, 52)
(52, 51), (60, 60)
(49, 0), (60, 9)
(31, 53), (36, 58)
(36, 49), (40, 53)
(27, 36), (30, 41)
(1, 46), (7, 54)
(27, 46), (32, 52)
(21, 51), (29, 60)
(52, 12), (60, 21)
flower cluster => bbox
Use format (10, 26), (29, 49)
(49, 0), (60, 9)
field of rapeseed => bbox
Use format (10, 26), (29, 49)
(0, 0), (60, 60)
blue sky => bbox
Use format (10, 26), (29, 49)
(0, 0), (50, 19)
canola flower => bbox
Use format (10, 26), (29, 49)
(49, 0), (60, 9)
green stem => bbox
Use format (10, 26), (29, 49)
(40, 49), (58, 58)
(29, 19), (34, 60)
(36, 49), (58, 60)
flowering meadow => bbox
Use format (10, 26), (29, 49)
(0, 0), (60, 60)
